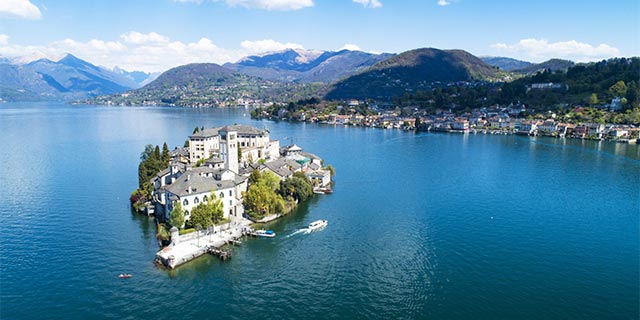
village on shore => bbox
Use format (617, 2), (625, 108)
(134, 124), (333, 269)
(254, 99), (639, 144)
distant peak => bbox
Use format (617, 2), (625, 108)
(58, 53), (81, 63)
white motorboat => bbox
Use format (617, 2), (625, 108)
(307, 220), (328, 231)
(252, 229), (276, 238)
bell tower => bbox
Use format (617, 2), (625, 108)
(220, 127), (239, 174)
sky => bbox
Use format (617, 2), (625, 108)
(0, 0), (638, 73)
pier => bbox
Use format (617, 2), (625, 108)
(155, 223), (250, 269)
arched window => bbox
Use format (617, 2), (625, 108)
(183, 199), (189, 206)
(185, 211), (189, 217)
(194, 197), (199, 204)
(203, 195), (208, 202)
(220, 192), (224, 199)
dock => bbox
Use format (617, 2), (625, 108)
(155, 224), (250, 269)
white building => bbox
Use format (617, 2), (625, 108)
(164, 168), (248, 225)
(189, 125), (279, 167)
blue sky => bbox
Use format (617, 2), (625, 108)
(0, 0), (638, 72)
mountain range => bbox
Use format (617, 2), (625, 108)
(223, 48), (393, 83)
(0, 54), (153, 102)
(3, 48), (600, 104)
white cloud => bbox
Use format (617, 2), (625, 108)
(490, 38), (620, 62)
(224, 0), (313, 11)
(121, 31), (170, 45)
(0, 32), (243, 72)
(240, 39), (304, 54)
(353, 0), (382, 9)
(0, 32), (315, 72)
(339, 44), (361, 51)
(437, 0), (451, 6)
(0, 0), (42, 19)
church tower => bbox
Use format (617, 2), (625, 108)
(220, 127), (239, 174)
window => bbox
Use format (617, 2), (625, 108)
(220, 192), (224, 199)
(229, 200), (232, 206)
(183, 199), (189, 206)
(203, 195), (208, 202)
(194, 197), (199, 204)
(229, 190), (233, 197)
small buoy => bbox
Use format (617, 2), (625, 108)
(490, 216), (494, 220)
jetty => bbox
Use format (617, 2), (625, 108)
(155, 223), (250, 269)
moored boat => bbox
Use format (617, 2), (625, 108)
(319, 187), (333, 194)
(252, 229), (276, 238)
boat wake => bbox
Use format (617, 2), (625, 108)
(285, 229), (309, 238)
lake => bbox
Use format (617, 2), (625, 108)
(1, 102), (638, 319)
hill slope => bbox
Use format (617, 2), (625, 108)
(326, 48), (505, 100)
(481, 56), (533, 71)
(91, 63), (322, 106)
(514, 59), (575, 74)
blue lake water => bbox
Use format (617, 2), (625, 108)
(1, 102), (638, 319)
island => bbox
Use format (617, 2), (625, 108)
(131, 124), (333, 269)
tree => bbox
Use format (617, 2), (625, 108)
(249, 169), (262, 184)
(609, 80), (627, 97)
(138, 162), (148, 188)
(206, 192), (224, 224)
(243, 172), (286, 219)
(589, 93), (599, 105)
(325, 164), (336, 177)
(169, 202), (185, 229)
(153, 145), (161, 161)
(260, 171), (281, 191)
(190, 203), (213, 230)
(162, 142), (171, 164)
(140, 144), (155, 161)
(280, 172), (313, 202)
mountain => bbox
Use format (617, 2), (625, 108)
(224, 49), (393, 83)
(514, 58), (575, 74)
(481, 56), (533, 71)
(0, 54), (141, 102)
(325, 48), (505, 100)
(112, 66), (156, 87)
(91, 63), (322, 107)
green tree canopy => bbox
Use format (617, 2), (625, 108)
(206, 192), (224, 224)
(140, 144), (155, 161)
(169, 202), (185, 229)
(280, 172), (313, 202)
(325, 164), (336, 177)
(609, 80), (627, 97)
(189, 202), (213, 230)
(162, 142), (171, 164)
(243, 172), (286, 219)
